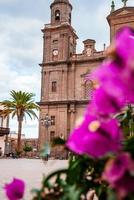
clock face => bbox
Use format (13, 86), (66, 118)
(53, 49), (58, 56)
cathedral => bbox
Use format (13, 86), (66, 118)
(38, 0), (134, 154)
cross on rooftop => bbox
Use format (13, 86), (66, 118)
(122, 0), (128, 7)
(111, 1), (115, 12)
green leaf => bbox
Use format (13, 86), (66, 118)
(107, 188), (117, 200)
(124, 136), (134, 158)
(61, 185), (82, 200)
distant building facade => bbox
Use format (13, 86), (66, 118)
(0, 105), (10, 155)
(7, 131), (25, 153)
(7, 131), (38, 157)
(22, 138), (38, 151)
(38, 0), (134, 151)
(21, 138), (39, 157)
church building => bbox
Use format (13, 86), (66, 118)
(38, 0), (134, 153)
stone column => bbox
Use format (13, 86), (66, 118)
(41, 70), (46, 101)
(68, 104), (76, 132)
(59, 70), (62, 100)
(71, 63), (75, 100)
(62, 68), (68, 100)
(45, 35), (51, 62)
(44, 71), (49, 101)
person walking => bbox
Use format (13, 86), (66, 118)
(42, 143), (51, 164)
(0, 147), (3, 157)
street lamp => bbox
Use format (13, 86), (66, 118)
(41, 114), (53, 160)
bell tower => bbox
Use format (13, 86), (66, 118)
(39, 0), (78, 150)
(42, 0), (77, 64)
(50, 0), (72, 25)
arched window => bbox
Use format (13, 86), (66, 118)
(84, 80), (93, 100)
(55, 10), (60, 21)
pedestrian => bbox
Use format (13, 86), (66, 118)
(0, 147), (3, 157)
(42, 143), (51, 164)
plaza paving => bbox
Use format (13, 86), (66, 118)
(0, 159), (68, 199)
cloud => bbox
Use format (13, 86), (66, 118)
(0, 0), (19, 4)
(0, 52), (40, 138)
(0, 47), (40, 100)
(72, 0), (134, 52)
(0, 13), (42, 94)
(0, 14), (42, 137)
(72, 0), (111, 52)
(0, 15), (43, 70)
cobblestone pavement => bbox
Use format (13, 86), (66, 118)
(0, 159), (68, 200)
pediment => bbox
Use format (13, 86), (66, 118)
(116, 9), (132, 16)
(114, 7), (134, 16)
(108, 7), (134, 20)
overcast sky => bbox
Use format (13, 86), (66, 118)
(0, 0), (134, 138)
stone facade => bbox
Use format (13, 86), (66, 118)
(38, 0), (134, 152)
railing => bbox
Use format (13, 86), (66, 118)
(0, 127), (10, 136)
(44, 22), (76, 32)
(71, 51), (105, 61)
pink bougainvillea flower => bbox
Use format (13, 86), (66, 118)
(109, 27), (134, 103)
(115, 27), (134, 66)
(103, 153), (134, 198)
(67, 114), (122, 158)
(88, 27), (134, 105)
(88, 87), (124, 117)
(4, 178), (25, 200)
(90, 61), (125, 95)
(90, 57), (134, 104)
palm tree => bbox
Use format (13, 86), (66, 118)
(0, 90), (40, 152)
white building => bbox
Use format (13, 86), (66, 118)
(0, 105), (10, 156)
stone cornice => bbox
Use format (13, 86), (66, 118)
(37, 100), (89, 106)
(42, 23), (78, 39)
(39, 60), (70, 67)
(39, 55), (105, 67)
(71, 56), (105, 64)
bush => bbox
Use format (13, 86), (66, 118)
(23, 145), (33, 152)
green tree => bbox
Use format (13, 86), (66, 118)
(0, 90), (40, 152)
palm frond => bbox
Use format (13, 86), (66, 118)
(25, 111), (33, 120)
(11, 110), (17, 119)
(0, 109), (12, 118)
(1, 90), (39, 120)
(26, 110), (39, 119)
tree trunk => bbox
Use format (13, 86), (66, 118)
(17, 119), (22, 153)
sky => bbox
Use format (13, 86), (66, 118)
(0, 0), (134, 138)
